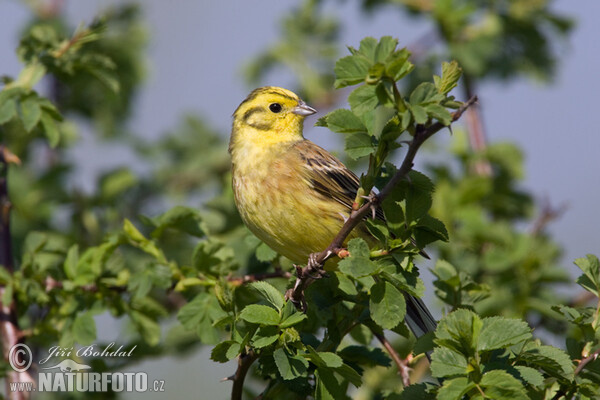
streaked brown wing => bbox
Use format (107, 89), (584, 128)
(292, 140), (385, 221)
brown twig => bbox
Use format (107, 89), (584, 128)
(374, 331), (411, 387)
(530, 198), (567, 236)
(230, 350), (258, 400)
(574, 347), (600, 376)
(0, 146), (31, 400)
(285, 96), (478, 309)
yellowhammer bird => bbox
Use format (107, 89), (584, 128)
(229, 86), (436, 338)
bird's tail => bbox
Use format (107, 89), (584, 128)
(404, 293), (437, 341)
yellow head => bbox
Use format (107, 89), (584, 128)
(229, 87), (316, 154)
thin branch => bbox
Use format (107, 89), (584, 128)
(574, 347), (600, 376)
(530, 198), (567, 236)
(0, 146), (32, 400)
(285, 96), (478, 308)
(230, 350), (258, 400)
(374, 331), (411, 387)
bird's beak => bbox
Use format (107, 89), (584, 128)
(291, 100), (317, 116)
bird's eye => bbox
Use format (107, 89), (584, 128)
(269, 103), (282, 113)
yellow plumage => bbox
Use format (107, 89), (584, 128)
(230, 86), (436, 337)
(229, 86), (366, 264)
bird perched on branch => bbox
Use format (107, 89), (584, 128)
(229, 86), (436, 338)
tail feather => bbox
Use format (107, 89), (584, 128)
(404, 293), (437, 340)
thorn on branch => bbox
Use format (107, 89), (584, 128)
(230, 350), (258, 400)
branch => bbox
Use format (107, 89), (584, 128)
(374, 331), (411, 387)
(574, 347), (600, 376)
(285, 96), (478, 308)
(530, 198), (567, 236)
(0, 146), (32, 400)
(230, 350), (258, 400)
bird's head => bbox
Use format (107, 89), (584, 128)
(230, 87), (316, 151)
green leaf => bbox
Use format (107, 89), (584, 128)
(430, 347), (468, 378)
(358, 37), (378, 60)
(334, 56), (371, 88)
(409, 82), (445, 105)
(73, 313), (96, 345)
(374, 36), (398, 62)
(477, 316), (532, 351)
(280, 311), (307, 328)
(152, 206), (205, 238)
(0, 98), (17, 124)
(335, 272), (357, 296)
(40, 112), (60, 147)
(480, 370), (528, 400)
(415, 215), (449, 246)
(63, 244), (79, 280)
(435, 308), (482, 355)
(370, 280), (406, 330)
(425, 103), (452, 126)
(334, 363), (362, 387)
(404, 171), (434, 224)
(273, 348), (309, 380)
(575, 254), (600, 296)
(20, 95), (42, 132)
(131, 311), (161, 346)
(252, 326), (279, 348)
(338, 238), (377, 278)
(348, 85), (378, 117)
(320, 109), (366, 133)
(519, 344), (575, 381)
(344, 132), (375, 160)
(437, 377), (473, 400)
(211, 340), (240, 363)
(315, 368), (345, 400)
(255, 241), (277, 262)
(239, 304), (280, 326)
(514, 365), (544, 388)
(434, 61), (462, 94)
(397, 383), (435, 400)
(249, 281), (285, 310)
(177, 292), (226, 344)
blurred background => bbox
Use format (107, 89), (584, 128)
(1, 0), (599, 398)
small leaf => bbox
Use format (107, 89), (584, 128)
(211, 341), (240, 363)
(344, 132), (375, 160)
(315, 368), (345, 400)
(280, 312), (307, 328)
(370, 280), (406, 330)
(435, 61), (462, 94)
(273, 348), (309, 380)
(0, 98), (17, 124)
(320, 109), (366, 133)
(430, 347), (468, 378)
(575, 254), (600, 296)
(514, 365), (544, 388)
(19, 95), (42, 132)
(338, 238), (377, 278)
(239, 304), (280, 326)
(255, 242), (277, 262)
(334, 56), (372, 88)
(252, 326), (279, 348)
(437, 377), (473, 400)
(40, 113), (60, 147)
(249, 281), (285, 310)
(73, 313), (97, 345)
(477, 316), (532, 351)
(480, 370), (529, 400)
(348, 85), (378, 117)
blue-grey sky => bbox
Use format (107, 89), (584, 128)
(1, 1), (599, 398)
